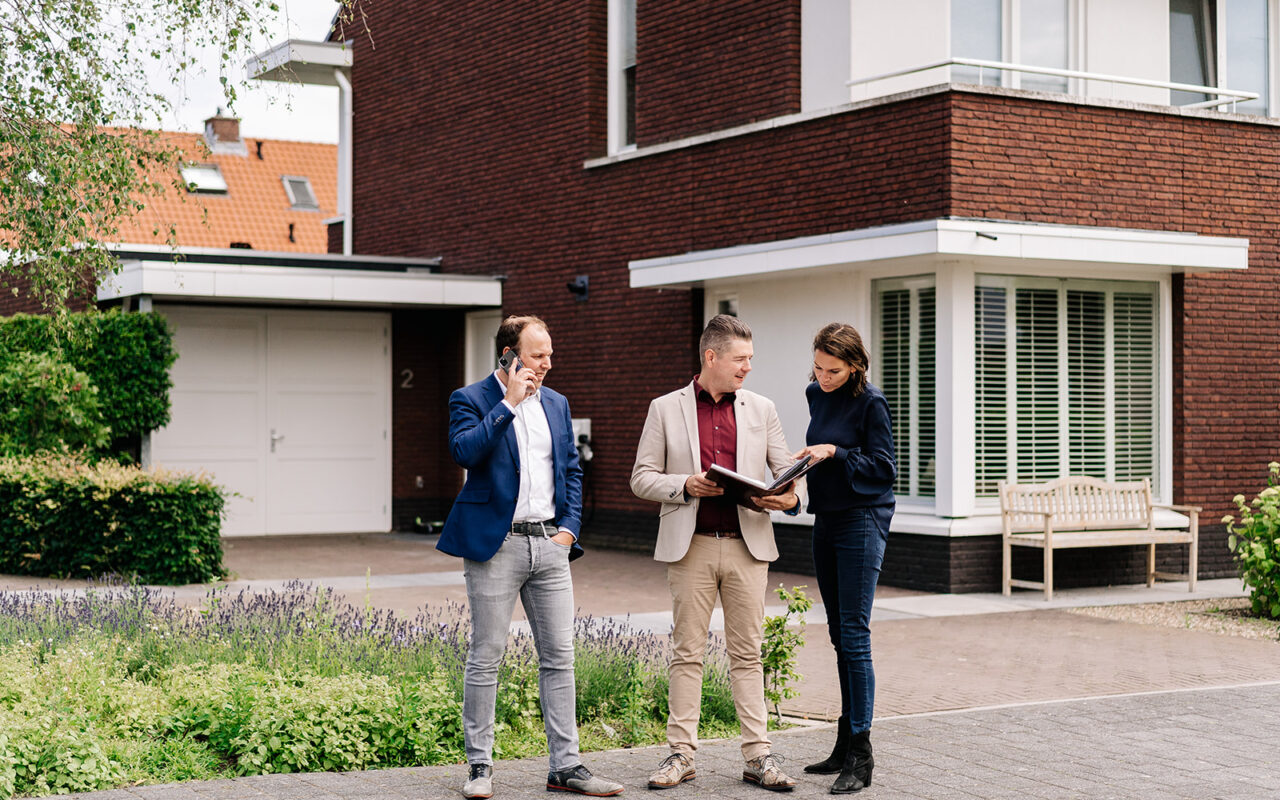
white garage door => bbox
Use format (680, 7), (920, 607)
(151, 306), (391, 536)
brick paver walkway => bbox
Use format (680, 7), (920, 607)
(64, 683), (1280, 799)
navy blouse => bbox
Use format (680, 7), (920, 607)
(803, 380), (897, 513)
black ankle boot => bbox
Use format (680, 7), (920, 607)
(829, 730), (872, 794)
(805, 716), (851, 774)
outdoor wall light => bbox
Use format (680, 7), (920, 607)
(566, 274), (589, 301)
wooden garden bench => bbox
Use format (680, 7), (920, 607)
(999, 476), (1200, 600)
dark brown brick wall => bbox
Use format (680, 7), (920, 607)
(391, 309), (465, 526)
(348, 1), (950, 522)
(635, 0), (800, 146)
(948, 92), (1280, 522)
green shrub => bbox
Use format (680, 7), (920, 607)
(0, 454), (224, 584)
(0, 584), (741, 797)
(761, 584), (813, 724)
(0, 352), (110, 456)
(0, 310), (176, 447)
(1225, 462), (1280, 619)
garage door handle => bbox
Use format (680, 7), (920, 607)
(270, 429), (285, 452)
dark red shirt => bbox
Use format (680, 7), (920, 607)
(693, 377), (741, 534)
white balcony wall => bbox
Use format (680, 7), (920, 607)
(803, 0), (853, 110)
(850, 0), (951, 100)
(1082, 0), (1169, 104)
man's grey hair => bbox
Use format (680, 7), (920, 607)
(699, 314), (752, 366)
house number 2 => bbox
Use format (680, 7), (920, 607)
(400, 369), (415, 389)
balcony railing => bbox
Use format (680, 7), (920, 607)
(848, 57), (1259, 112)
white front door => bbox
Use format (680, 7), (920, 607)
(152, 306), (391, 536)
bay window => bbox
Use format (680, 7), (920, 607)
(973, 276), (1159, 499)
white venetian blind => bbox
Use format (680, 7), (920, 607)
(874, 276), (936, 500)
(975, 284), (1010, 497)
(974, 276), (1159, 498)
(1113, 292), (1157, 481)
(1067, 289), (1107, 478)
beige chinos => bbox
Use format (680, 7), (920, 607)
(667, 534), (770, 758)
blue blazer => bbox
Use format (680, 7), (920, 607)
(436, 374), (584, 562)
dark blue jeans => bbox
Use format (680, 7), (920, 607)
(812, 504), (892, 735)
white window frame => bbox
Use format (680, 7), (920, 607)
(1171, 0), (1278, 114)
(607, 0), (637, 154)
(1214, 0), (1277, 115)
(281, 175), (319, 210)
(1006, 0), (1082, 92)
(872, 275), (938, 504)
(180, 164), (228, 194)
(948, 0), (1082, 92)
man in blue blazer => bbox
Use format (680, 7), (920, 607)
(438, 315), (622, 799)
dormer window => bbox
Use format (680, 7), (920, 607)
(180, 164), (228, 194)
(282, 175), (319, 210)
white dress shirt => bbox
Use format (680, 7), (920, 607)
(495, 373), (563, 533)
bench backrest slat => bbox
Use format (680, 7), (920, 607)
(999, 476), (1152, 532)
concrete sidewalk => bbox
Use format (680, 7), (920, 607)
(5, 533), (1278, 799)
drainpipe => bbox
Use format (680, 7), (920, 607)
(334, 67), (353, 256)
(137, 294), (154, 469)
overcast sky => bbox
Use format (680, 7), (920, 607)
(156, 0), (341, 143)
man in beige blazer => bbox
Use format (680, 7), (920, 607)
(631, 314), (802, 792)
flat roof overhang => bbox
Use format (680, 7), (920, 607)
(246, 39), (351, 86)
(98, 245), (501, 309)
(629, 218), (1249, 288)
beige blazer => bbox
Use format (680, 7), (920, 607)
(631, 381), (801, 563)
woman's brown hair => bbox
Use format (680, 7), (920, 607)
(810, 322), (869, 396)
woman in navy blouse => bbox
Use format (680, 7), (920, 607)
(792, 323), (896, 795)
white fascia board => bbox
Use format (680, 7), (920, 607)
(629, 219), (1248, 288)
(96, 261), (501, 308)
(246, 39), (351, 85)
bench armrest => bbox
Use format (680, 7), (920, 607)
(1150, 503), (1202, 514)
(1001, 509), (1054, 518)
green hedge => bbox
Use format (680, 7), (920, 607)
(0, 455), (224, 584)
(0, 310), (176, 441)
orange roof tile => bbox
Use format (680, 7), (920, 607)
(115, 130), (337, 253)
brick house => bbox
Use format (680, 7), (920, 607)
(256, 0), (1276, 591)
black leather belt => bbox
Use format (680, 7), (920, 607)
(511, 520), (555, 536)
(694, 530), (741, 539)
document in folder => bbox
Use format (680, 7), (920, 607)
(707, 456), (815, 508)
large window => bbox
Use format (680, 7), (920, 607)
(952, 0), (1002, 85)
(951, 0), (1071, 92)
(974, 276), (1158, 498)
(874, 276), (936, 500)
(1171, 0), (1270, 114)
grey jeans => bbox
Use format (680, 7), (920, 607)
(462, 533), (580, 771)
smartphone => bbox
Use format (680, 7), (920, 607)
(498, 349), (522, 373)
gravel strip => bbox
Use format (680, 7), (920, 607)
(1067, 596), (1280, 641)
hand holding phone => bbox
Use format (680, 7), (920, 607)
(499, 349), (534, 405)
(498, 349), (522, 374)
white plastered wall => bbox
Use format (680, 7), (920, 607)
(850, 0), (950, 100)
(1081, 0), (1169, 104)
(702, 270), (868, 468)
(803, 0), (853, 110)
